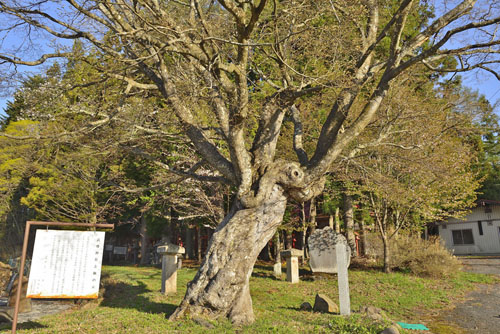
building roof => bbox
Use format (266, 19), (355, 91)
(433, 199), (500, 225)
(476, 199), (500, 207)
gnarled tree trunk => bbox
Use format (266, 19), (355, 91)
(171, 185), (287, 325)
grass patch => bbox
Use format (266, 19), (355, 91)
(1, 263), (496, 333)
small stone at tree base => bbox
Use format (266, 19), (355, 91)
(313, 293), (339, 313)
(300, 302), (312, 311)
(360, 305), (387, 321)
(391, 322), (402, 330)
(360, 305), (383, 314)
(0, 310), (12, 323)
(379, 325), (400, 334)
(192, 316), (215, 329)
(9, 276), (32, 313)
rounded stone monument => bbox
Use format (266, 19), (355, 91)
(308, 227), (351, 274)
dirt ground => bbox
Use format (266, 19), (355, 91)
(438, 256), (500, 334)
(460, 257), (500, 276)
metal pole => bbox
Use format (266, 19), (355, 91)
(11, 221), (114, 334)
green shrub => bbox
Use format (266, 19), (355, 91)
(393, 235), (462, 277)
(364, 233), (462, 277)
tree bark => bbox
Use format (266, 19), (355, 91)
(343, 193), (356, 256)
(274, 231), (281, 265)
(303, 198), (316, 263)
(334, 207), (340, 233)
(171, 185), (287, 325)
(163, 208), (176, 244)
(310, 198), (317, 230)
(273, 231), (282, 278)
(184, 227), (193, 260)
(301, 222), (307, 264)
(196, 226), (202, 263)
(285, 231), (292, 250)
(301, 202), (306, 257)
(139, 214), (150, 265)
(266, 242), (273, 261)
(359, 217), (367, 257)
(382, 235), (391, 273)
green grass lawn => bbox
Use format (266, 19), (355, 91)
(1, 263), (497, 334)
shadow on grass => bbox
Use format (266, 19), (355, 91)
(252, 263), (280, 280)
(100, 280), (177, 317)
(281, 306), (303, 312)
(252, 263), (315, 280)
(0, 320), (48, 331)
(124, 271), (162, 282)
(279, 306), (342, 315)
(349, 258), (383, 272)
(254, 263), (274, 271)
(251, 271), (281, 280)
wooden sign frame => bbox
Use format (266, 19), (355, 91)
(11, 221), (114, 334)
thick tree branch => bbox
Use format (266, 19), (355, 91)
(308, 0), (380, 172)
(290, 105), (308, 166)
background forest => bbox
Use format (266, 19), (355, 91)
(0, 51), (498, 267)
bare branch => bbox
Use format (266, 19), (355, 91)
(124, 146), (232, 184)
(0, 52), (72, 66)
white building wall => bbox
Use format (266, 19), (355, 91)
(446, 205), (500, 223)
(439, 206), (500, 255)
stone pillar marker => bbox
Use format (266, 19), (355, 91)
(335, 242), (351, 315)
(273, 262), (282, 278)
(157, 244), (185, 295)
(280, 249), (302, 283)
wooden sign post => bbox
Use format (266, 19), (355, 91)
(11, 221), (114, 334)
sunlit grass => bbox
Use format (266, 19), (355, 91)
(1, 263), (496, 333)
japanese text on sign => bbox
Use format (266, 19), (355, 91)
(27, 230), (105, 299)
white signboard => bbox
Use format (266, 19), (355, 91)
(27, 230), (105, 299)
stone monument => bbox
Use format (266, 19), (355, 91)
(273, 262), (282, 278)
(157, 244), (185, 295)
(308, 227), (351, 274)
(280, 248), (302, 283)
(335, 242), (350, 315)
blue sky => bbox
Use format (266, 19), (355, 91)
(462, 73), (500, 107)
(0, 0), (499, 115)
